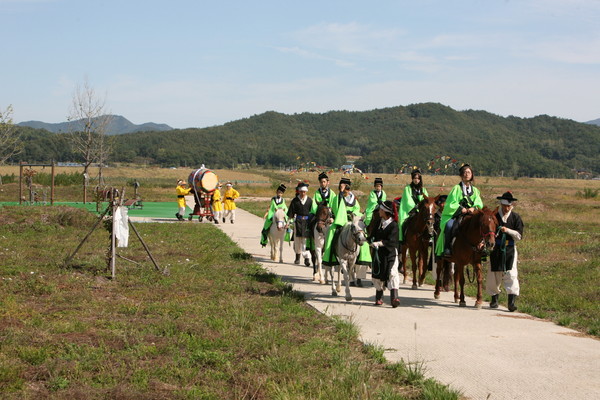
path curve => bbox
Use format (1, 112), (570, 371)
(214, 208), (598, 400)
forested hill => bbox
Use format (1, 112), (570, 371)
(14, 103), (600, 178)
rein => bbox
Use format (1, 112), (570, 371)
(340, 223), (362, 253)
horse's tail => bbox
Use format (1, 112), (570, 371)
(392, 200), (399, 223)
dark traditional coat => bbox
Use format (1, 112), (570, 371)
(371, 218), (399, 281)
(287, 196), (313, 238)
(490, 211), (524, 272)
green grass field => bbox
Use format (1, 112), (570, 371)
(0, 206), (460, 399)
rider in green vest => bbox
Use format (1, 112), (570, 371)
(364, 177), (386, 227)
(398, 169), (429, 243)
(435, 164), (484, 257)
(310, 171), (337, 213)
(322, 177), (372, 274)
(260, 184), (288, 247)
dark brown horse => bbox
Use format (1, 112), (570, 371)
(435, 207), (498, 307)
(402, 195), (439, 289)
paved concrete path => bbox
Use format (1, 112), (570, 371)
(138, 209), (600, 400)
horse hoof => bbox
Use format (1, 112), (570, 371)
(403, 278), (407, 284)
(475, 302), (483, 309)
(279, 260), (283, 264)
(319, 280), (325, 284)
(336, 286), (341, 293)
(434, 293), (440, 300)
(454, 298), (459, 303)
(331, 291), (338, 297)
(412, 284), (418, 290)
(345, 296), (352, 302)
(459, 301), (467, 307)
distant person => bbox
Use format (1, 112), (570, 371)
(260, 184), (288, 247)
(364, 177), (386, 227)
(287, 182), (313, 265)
(370, 200), (401, 307)
(487, 191), (524, 312)
(435, 164), (483, 257)
(211, 183), (223, 224)
(222, 182), (240, 224)
(175, 179), (191, 221)
(398, 169), (428, 243)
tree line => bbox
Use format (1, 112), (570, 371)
(9, 103), (600, 178)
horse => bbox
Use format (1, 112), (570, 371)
(401, 195), (439, 289)
(312, 202), (331, 284)
(332, 214), (368, 301)
(436, 207), (498, 308)
(268, 208), (287, 263)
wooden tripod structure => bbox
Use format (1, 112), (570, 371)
(64, 188), (168, 278)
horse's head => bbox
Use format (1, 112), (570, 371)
(351, 214), (368, 246)
(478, 207), (499, 252)
(315, 202), (331, 233)
(273, 208), (287, 231)
(418, 195), (438, 236)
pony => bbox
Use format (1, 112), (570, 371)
(401, 195), (439, 289)
(331, 214), (368, 301)
(268, 208), (287, 263)
(435, 207), (498, 307)
(312, 202), (331, 284)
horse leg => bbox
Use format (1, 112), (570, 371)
(453, 265), (461, 303)
(418, 244), (428, 286)
(316, 245), (325, 284)
(278, 236), (284, 263)
(458, 265), (466, 307)
(343, 260), (353, 302)
(401, 247), (408, 284)
(331, 265), (339, 296)
(269, 234), (276, 261)
(410, 249), (418, 289)
(434, 259), (443, 299)
(474, 262), (483, 308)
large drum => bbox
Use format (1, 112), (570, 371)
(188, 168), (219, 193)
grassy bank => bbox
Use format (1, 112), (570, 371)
(0, 206), (459, 399)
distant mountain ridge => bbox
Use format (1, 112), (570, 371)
(586, 118), (600, 126)
(17, 115), (172, 135)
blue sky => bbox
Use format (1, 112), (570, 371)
(1, 0), (599, 129)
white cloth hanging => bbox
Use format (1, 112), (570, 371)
(114, 206), (129, 247)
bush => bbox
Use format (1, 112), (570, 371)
(576, 188), (599, 199)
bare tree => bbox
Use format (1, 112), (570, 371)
(0, 105), (23, 185)
(68, 79), (113, 201)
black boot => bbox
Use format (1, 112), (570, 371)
(391, 289), (400, 308)
(375, 290), (383, 306)
(294, 254), (301, 264)
(356, 278), (363, 287)
(508, 294), (518, 312)
(490, 294), (499, 309)
(304, 257), (311, 267)
(175, 213), (183, 221)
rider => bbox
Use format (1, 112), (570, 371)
(287, 182), (313, 266)
(364, 177), (386, 227)
(398, 168), (429, 243)
(260, 184), (288, 247)
(487, 191), (524, 312)
(370, 200), (401, 307)
(175, 179), (191, 221)
(311, 171), (337, 212)
(435, 164), (483, 257)
(322, 177), (371, 285)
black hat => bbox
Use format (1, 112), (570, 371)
(497, 191), (518, 203)
(435, 195), (448, 206)
(339, 177), (351, 186)
(379, 200), (394, 215)
(277, 184), (286, 193)
(374, 177), (383, 186)
(318, 172), (329, 181)
(411, 168), (422, 178)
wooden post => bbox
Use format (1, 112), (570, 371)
(63, 205), (111, 266)
(110, 197), (116, 279)
(19, 162), (23, 205)
(51, 162), (55, 205)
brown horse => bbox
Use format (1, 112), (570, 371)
(401, 195), (439, 289)
(311, 202), (332, 284)
(436, 207), (498, 308)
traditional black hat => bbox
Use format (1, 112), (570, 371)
(277, 184), (286, 193)
(318, 172), (329, 181)
(374, 177), (383, 186)
(339, 177), (351, 186)
(496, 191), (518, 203)
(379, 200), (394, 215)
(411, 168), (422, 178)
(435, 195), (448, 206)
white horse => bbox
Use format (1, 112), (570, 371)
(332, 214), (367, 301)
(312, 202), (331, 284)
(268, 208), (287, 263)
